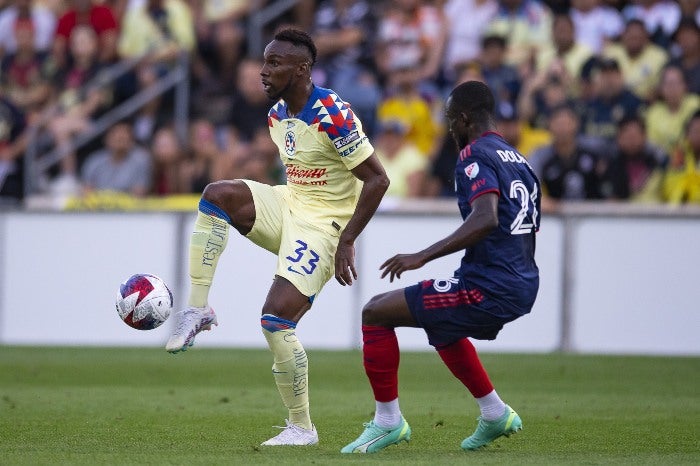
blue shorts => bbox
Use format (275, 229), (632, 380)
(404, 276), (518, 348)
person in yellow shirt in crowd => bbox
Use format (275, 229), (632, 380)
(645, 64), (700, 155)
(663, 110), (700, 204)
(495, 103), (551, 158)
(536, 13), (593, 98)
(377, 79), (441, 158)
(374, 119), (428, 199)
(603, 18), (668, 102)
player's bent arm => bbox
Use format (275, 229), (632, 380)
(419, 192), (499, 263)
(334, 153), (390, 285)
(342, 153), (390, 244)
(379, 193), (499, 282)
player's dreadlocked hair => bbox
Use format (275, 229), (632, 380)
(450, 81), (495, 124)
(274, 27), (317, 66)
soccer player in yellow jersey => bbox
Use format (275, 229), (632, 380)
(164, 27), (389, 446)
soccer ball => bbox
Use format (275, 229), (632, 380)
(116, 274), (173, 330)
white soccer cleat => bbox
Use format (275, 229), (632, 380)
(165, 306), (218, 353)
(261, 420), (319, 446)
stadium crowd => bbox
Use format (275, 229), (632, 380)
(0, 0), (698, 205)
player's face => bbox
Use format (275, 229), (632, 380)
(260, 40), (306, 101)
(445, 96), (469, 149)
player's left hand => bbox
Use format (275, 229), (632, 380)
(335, 241), (357, 286)
(380, 253), (426, 282)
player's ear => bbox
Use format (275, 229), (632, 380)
(298, 61), (311, 75)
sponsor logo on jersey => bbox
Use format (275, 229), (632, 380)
(285, 165), (328, 186)
(285, 131), (296, 157)
(332, 130), (360, 149)
(471, 178), (486, 191)
(465, 162), (479, 179)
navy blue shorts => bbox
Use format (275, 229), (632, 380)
(404, 277), (518, 348)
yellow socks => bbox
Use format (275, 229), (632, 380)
(261, 314), (312, 430)
(188, 202), (230, 308)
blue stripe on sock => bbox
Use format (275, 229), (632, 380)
(199, 198), (232, 224)
(261, 314), (297, 332)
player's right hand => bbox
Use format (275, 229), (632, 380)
(380, 253), (426, 282)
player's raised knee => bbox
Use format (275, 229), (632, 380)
(202, 180), (242, 204)
(361, 294), (389, 326)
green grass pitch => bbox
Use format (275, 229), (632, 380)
(1, 346), (698, 465)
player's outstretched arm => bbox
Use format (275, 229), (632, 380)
(335, 153), (390, 286)
(380, 193), (499, 282)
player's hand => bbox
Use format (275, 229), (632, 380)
(380, 253), (426, 282)
(334, 240), (357, 286)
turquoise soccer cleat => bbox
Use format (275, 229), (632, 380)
(341, 417), (411, 453)
(461, 405), (522, 450)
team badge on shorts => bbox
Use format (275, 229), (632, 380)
(285, 131), (296, 157)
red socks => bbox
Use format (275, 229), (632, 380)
(362, 325), (399, 402)
(362, 328), (493, 401)
(437, 338), (493, 398)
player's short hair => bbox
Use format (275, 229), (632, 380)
(274, 27), (317, 66)
(449, 81), (495, 123)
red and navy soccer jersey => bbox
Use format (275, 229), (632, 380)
(454, 131), (541, 315)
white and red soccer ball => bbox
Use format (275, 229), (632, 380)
(116, 274), (173, 330)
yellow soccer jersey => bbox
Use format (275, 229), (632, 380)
(267, 86), (374, 234)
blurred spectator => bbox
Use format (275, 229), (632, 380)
(569, 0), (624, 54)
(677, 0), (700, 25)
(81, 121), (152, 196)
(621, 0), (682, 48)
(375, 0), (447, 95)
(662, 109), (700, 203)
(0, 18), (54, 120)
(224, 57), (269, 141)
(496, 103), (551, 158)
(442, 0), (498, 82)
(53, 0), (118, 67)
(291, 0), (320, 31)
(312, 0), (381, 135)
(234, 125), (285, 185)
(667, 16), (700, 95)
(536, 13), (594, 97)
(150, 124), (185, 195)
(0, 94), (28, 201)
(599, 115), (668, 201)
(117, 0), (195, 142)
(479, 34), (521, 110)
(603, 18), (668, 101)
(484, 0), (553, 73)
(179, 118), (229, 193)
(645, 64), (700, 154)
(517, 69), (582, 129)
(374, 119), (428, 198)
(581, 57), (645, 142)
(529, 104), (605, 200)
(46, 25), (112, 189)
(191, 0), (257, 98)
(0, 0), (57, 57)
(376, 78), (441, 158)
